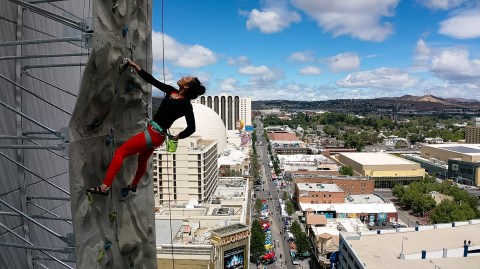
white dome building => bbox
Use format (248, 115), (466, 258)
(170, 103), (227, 155)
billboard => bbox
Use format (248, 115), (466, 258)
(224, 246), (245, 269)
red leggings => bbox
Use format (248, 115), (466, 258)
(102, 125), (165, 187)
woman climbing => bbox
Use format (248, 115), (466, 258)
(87, 59), (205, 197)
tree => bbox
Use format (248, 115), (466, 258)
(344, 133), (365, 151)
(254, 198), (263, 215)
(283, 191), (289, 201)
(392, 184), (405, 198)
(286, 201), (294, 216)
(430, 200), (477, 224)
(295, 232), (311, 254)
(250, 219), (266, 264)
(290, 220), (302, 238)
(339, 166), (354, 176)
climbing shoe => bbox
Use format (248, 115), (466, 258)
(86, 186), (110, 196)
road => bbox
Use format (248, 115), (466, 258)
(250, 119), (320, 269)
(375, 189), (418, 227)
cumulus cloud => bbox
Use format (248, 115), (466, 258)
(299, 66), (322, 75)
(412, 39), (431, 72)
(439, 10), (480, 39)
(227, 56), (250, 66)
(292, 0), (398, 42)
(217, 77), (239, 92)
(287, 51), (316, 62)
(430, 49), (480, 83)
(418, 0), (466, 10)
(152, 31), (217, 68)
(337, 67), (419, 89)
(244, 0), (301, 33)
(328, 53), (360, 72)
(238, 65), (271, 75)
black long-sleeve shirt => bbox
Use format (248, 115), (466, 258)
(138, 69), (195, 139)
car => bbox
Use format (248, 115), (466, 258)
(292, 258), (300, 265)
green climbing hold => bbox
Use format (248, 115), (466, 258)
(122, 26), (129, 38)
(97, 248), (106, 261)
(108, 211), (117, 223)
(86, 192), (93, 205)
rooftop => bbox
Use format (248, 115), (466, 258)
(424, 143), (480, 156)
(299, 202), (396, 214)
(343, 220), (480, 269)
(297, 183), (343, 192)
(339, 152), (418, 166)
(211, 223), (249, 237)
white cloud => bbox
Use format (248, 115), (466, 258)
(439, 10), (480, 39)
(430, 49), (480, 83)
(337, 67), (419, 89)
(418, 0), (466, 10)
(152, 31), (217, 68)
(328, 52), (360, 72)
(227, 56), (251, 66)
(238, 65), (270, 75)
(292, 0), (398, 42)
(218, 77), (238, 92)
(245, 0), (301, 33)
(412, 39), (431, 72)
(299, 66), (322, 75)
(287, 51), (315, 62)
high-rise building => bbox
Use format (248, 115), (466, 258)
(192, 94), (252, 130)
(152, 136), (218, 206)
(465, 126), (480, 143)
(152, 103), (227, 206)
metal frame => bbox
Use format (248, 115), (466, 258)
(0, 1), (91, 268)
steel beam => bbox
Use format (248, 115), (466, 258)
(0, 242), (71, 253)
(22, 63), (86, 71)
(27, 196), (70, 201)
(0, 199), (68, 243)
(0, 135), (61, 140)
(0, 52), (89, 61)
(23, 71), (77, 97)
(0, 223), (73, 269)
(0, 152), (70, 195)
(0, 36), (83, 47)
(0, 144), (64, 150)
(0, 100), (60, 137)
(7, 0), (84, 31)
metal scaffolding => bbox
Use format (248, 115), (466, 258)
(0, 0), (90, 268)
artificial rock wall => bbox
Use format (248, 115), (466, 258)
(68, 0), (155, 268)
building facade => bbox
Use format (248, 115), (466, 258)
(294, 175), (374, 195)
(153, 136), (219, 205)
(465, 126), (480, 143)
(295, 183), (345, 204)
(193, 94), (252, 130)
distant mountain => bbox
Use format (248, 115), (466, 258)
(252, 95), (480, 113)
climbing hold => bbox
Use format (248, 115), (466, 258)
(86, 192), (93, 205)
(97, 248), (106, 262)
(119, 189), (136, 201)
(108, 211), (117, 223)
(122, 26), (129, 38)
(119, 58), (129, 74)
(104, 241), (112, 251)
(125, 83), (134, 93)
(112, 3), (118, 14)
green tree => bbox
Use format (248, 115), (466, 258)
(344, 133), (365, 151)
(339, 166), (354, 176)
(283, 191), (289, 201)
(430, 200), (477, 224)
(254, 198), (263, 215)
(286, 201), (294, 216)
(291, 220), (302, 238)
(250, 219), (266, 264)
(296, 232), (311, 254)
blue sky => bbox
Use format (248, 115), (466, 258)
(150, 0), (480, 101)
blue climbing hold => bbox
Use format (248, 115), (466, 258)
(122, 26), (128, 38)
(104, 241), (112, 251)
(125, 83), (134, 92)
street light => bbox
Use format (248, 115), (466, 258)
(400, 236), (408, 256)
(430, 260), (441, 269)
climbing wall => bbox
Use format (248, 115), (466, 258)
(68, 0), (155, 268)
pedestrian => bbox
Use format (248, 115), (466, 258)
(468, 240), (471, 246)
(87, 59), (205, 196)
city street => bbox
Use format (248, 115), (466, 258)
(250, 120), (320, 269)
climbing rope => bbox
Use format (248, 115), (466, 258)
(160, 1), (176, 268)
